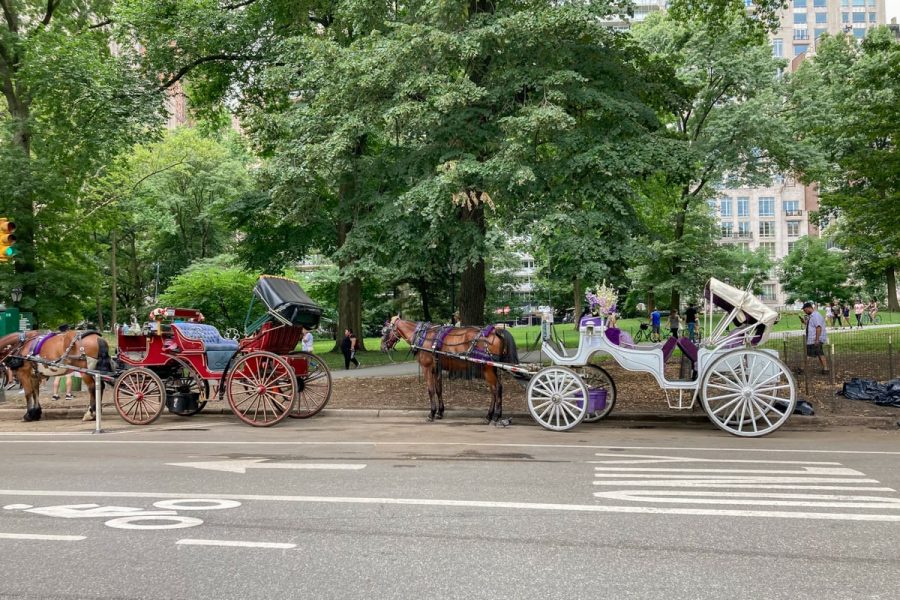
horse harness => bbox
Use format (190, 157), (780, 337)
(5, 331), (101, 374)
(406, 321), (498, 360)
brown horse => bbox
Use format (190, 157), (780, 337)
(0, 330), (113, 422)
(381, 317), (519, 423)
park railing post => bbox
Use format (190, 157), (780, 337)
(830, 343), (835, 387)
(93, 378), (103, 435)
(889, 335), (895, 381)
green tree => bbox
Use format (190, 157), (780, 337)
(778, 237), (850, 304)
(631, 8), (790, 311)
(0, 1), (162, 320)
(787, 29), (900, 310)
(158, 255), (258, 331)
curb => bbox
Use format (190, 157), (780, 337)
(0, 406), (896, 430)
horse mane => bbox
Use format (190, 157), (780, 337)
(495, 327), (519, 365)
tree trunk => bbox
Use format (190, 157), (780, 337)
(458, 204), (486, 326)
(887, 265), (900, 312)
(416, 280), (432, 322)
(110, 230), (118, 328)
(332, 220), (365, 351)
(669, 194), (690, 312)
(647, 287), (655, 315)
(573, 277), (583, 330)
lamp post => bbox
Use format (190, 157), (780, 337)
(11, 287), (22, 306)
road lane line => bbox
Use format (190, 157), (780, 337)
(0, 533), (85, 541)
(593, 475), (879, 483)
(589, 457), (843, 465)
(593, 490), (900, 509)
(591, 482), (896, 491)
(176, 539), (296, 549)
(3, 489), (900, 522)
(0, 440), (898, 455)
(593, 467), (865, 475)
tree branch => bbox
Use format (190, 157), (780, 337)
(222, 0), (259, 9)
(158, 54), (259, 91)
(88, 19), (113, 30)
(0, 0), (18, 33)
(41, 0), (60, 26)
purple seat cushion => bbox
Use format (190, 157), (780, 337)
(677, 337), (699, 364)
(661, 337), (677, 362)
(605, 327), (621, 346)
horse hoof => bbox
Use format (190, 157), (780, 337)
(82, 412), (93, 422)
(22, 413), (32, 422)
(435, 414), (443, 420)
(425, 416), (434, 423)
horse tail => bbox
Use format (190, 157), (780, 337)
(96, 337), (113, 374)
(497, 328), (519, 365)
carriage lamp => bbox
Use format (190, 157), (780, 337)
(11, 287), (22, 304)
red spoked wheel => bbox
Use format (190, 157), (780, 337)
(288, 351), (332, 419)
(226, 351), (296, 427)
(114, 368), (166, 425)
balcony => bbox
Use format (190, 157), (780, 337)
(784, 209), (803, 216)
(721, 232), (754, 241)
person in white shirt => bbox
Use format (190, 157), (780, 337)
(802, 302), (828, 374)
(301, 327), (314, 353)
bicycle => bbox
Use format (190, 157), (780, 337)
(632, 322), (651, 343)
(862, 313), (881, 326)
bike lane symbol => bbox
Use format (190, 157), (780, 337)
(4, 498), (241, 531)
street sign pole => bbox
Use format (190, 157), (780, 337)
(93, 381), (104, 434)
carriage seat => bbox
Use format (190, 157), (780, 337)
(172, 323), (239, 371)
(604, 328), (678, 361)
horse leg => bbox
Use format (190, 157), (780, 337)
(22, 373), (41, 422)
(424, 366), (437, 422)
(494, 368), (503, 421)
(484, 368), (497, 423)
(435, 369), (444, 420)
(82, 374), (96, 422)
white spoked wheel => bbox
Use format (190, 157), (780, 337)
(700, 349), (796, 437)
(578, 364), (617, 423)
(527, 366), (589, 431)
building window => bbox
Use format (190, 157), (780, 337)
(815, 12), (827, 23)
(869, 12), (876, 21)
(841, 0), (848, 6)
(759, 222), (776, 238)
(814, 0), (826, 6)
(868, 0), (876, 6)
(737, 197), (749, 217)
(794, 13), (807, 25)
(772, 39), (784, 57)
(758, 197), (775, 217)
(842, 12), (850, 22)
(815, 28), (827, 38)
(787, 221), (800, 237)
(720, 198), (733, 217)
(784, 200), (800, 215)
(853, 0), (865, 6)
(738, 221), (751, 237)
(761, 284), (776, 301)
(794, 29), (810, 40)
(788, 241), (797, 254)
(522, 259), (534, 270)
(721, 222), (734, 238)
(853, 12), (865, 23)
(853, 28), (865, 39)
(794, 0), (807, 7)
(795, 44), (809, 56)
(760, 242), (777, 258)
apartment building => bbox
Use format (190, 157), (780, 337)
(770, 0), (887, 58)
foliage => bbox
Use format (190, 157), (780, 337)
(778, 237), (850, 304)
(157, 255), (258, 331)
(787, 29), (899, 309)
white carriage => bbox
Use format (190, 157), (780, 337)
(527, 278), (797, 437)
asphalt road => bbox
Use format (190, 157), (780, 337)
(1, 420), (898, 600)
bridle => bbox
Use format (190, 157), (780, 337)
(381, 318), (404, 351)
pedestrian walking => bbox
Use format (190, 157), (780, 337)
(300, 326), (314, 353)
(650, 309), (661, 342)
(867, 299), (878, 324)
(825, 303), (834, 328)
(841, 303), (851, 329)
(341, 329), (360, 370)
(668, 310), (680, 338)
(802, 302), (829, 374)
(854, 300), (865, 327)
(685, 303), (698, 342)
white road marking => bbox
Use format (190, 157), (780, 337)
(24, 504), (176, 519)
(105, 515), (203, 530)
(0, 533), (85, 541)
(594, 467), (865, 475)
(0, 440), (899, 455)
(166, 459), (367, 473)
(176, 538), (296, 549)
(591, 482), (895, 491)
(3, 504), (33, 510)
(593, 490), (900, 509)
(153, 499), (241, 511)
(590, 453), (844, 465)
(1, 488), (900, 522)
(593, 475), (880, 483)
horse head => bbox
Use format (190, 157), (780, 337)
(381, 315), (403, 352)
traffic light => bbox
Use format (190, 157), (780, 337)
(0, 218), (16, 263)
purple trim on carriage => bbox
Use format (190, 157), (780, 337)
(580, 316), (605, 329)
(676, 337), (699, 364)
(605, 327), (621, 346)
(30, 332), (58, 356)
(661, 337), (678, 362)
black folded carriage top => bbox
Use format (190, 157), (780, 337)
(254, 275), (322, 328)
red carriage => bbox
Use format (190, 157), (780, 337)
(113, 276), (332, 427)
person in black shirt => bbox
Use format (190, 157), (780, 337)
(685, 303), (698, 342)
(341, 329), (360, 370)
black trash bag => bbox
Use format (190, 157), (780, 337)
(839, 378), (900, 408)
(773, 399), (815, 416)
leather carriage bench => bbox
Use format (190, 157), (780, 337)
(172, 323), (240, 371)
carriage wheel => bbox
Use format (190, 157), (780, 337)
(526, 366), (589, 432)
(288, 352), (332, 419)
(700, 349), (796, 437)
(226, 351), (296, 427)
(113, 368), (166, 426)
(162, 358), (209, 417)
(578, 364), (617, 423)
